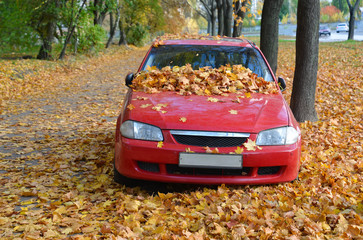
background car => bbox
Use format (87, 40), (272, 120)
(319, 25), (331, 36)
(114, 36), (301, 185)
(336, 23), (349, 33)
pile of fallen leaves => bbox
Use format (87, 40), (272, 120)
(0, 45), (133, 104)
(0, 40), (362, 239)
(132, 64), (278, 96)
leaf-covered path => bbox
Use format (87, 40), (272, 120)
(0, 42), (362, 239)
(1, 48), (145, 162)
(0, 47), (149, 238)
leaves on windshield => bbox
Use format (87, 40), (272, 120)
(131, 64), (278, 96)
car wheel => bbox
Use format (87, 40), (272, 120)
(290, 173), (300, 183)
(337, 31), (339, 33)
(114, 163), (138, 186)
(328, 33), (331, 36)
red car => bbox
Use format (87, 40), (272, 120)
(114, 36), (301, 185)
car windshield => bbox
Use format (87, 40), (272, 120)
(142, 45), (274, 82)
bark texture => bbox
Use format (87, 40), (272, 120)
(290, 0), (320, 122)
(216, 0), (224, 35)
(259, 0), (284, 75)
(223, 0), (233, 37)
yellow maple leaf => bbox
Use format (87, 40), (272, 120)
(185, 148), (194, 153)
(127, 104), (135, 110)
(243, 139), (262, 151)
(229, 109), (238, 115)
(152, 106), (162, 111)
(212, 148), (220, 154)
(204, 146), (219, 154)
(136, 96), (148, 100)
(245, 92), (251, 98)
(140, 104), (152, 108)
(157, 141), (163, 148)
(208, 97), (219, 102)
(179, 117), (187, 122)
(204, 146), (212, 153)
(234, 146), (243, 154)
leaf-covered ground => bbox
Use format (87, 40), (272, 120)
(0, 41), (362, 239)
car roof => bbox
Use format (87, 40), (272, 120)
(158, 36), (255, 48)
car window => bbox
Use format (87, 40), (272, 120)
(142, 45), (274, 82)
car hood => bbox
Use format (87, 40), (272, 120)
(125, 91), (289, 133)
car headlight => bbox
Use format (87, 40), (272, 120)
(256, 126), (299, 145)
(121, 120), (163, 141)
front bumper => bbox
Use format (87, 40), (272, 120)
(114, 130), (301, 185)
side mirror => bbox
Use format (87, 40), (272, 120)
(278, 77), (286, 92)
(125, 73), (134, 87)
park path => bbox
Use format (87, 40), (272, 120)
(0, 47), (149, 238)
(0, 48), (147, 163)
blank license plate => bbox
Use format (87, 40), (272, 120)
(179, 153), (242, 169)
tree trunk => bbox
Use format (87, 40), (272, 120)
(207, 17), (211, 34)
(216, 0), (224, 35)
(118, 17), (127, 45)
(37, 20), (56, 60)
(346, 0), (361, 40)
(233, 0), (247, 37)
(211, 0), (216, 36)
(106, 6), (120, 49)
(36, 0), (60, 60)
(59, 0), (87, 60)
(290, 0), (320, 122)
(223, 0), (233, 37)
(259, 0), (284, 75)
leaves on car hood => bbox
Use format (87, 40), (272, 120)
(131, 64), (278, 96)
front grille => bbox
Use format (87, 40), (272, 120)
(172, 135), (248, 147)
(137, 161), (160, 173)
(257, 166), (281, 175)
(166, 164), (251, 176)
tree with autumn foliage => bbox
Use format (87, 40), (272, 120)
(119, 0), (164, 46)
(160, 0), (191, 35)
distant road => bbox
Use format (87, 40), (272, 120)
(243, 21), (363, 42)
(319, 32), (363, 42)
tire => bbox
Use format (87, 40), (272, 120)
(291, 172), (300, 183)
(337, 31), (339, 33)
(114, 163), (138, 186)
